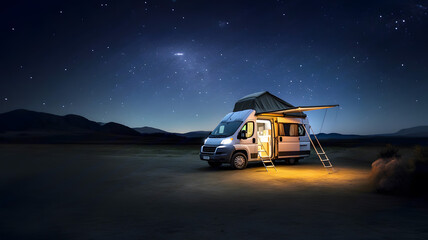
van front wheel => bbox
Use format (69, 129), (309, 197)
(230, 152), (247, 170)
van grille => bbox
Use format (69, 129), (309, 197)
(203, 146), (217, 153)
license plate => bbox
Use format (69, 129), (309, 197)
(203, 156), (210, 160)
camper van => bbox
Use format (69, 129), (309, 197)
(199, 91), (337, 170)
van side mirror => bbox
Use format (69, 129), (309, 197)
(239, 130), (247, 139)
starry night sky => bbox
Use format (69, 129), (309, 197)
(1, 0), (427, 134)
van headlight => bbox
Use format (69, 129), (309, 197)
(204, 138), (208, 144)
(221, 138), (233, 145)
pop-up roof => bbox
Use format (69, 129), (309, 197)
(233, 91), (338, 117)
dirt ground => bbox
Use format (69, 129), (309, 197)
(0, 144), (427, 239)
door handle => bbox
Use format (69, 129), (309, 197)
(280, 137), (283, 142)
(252, 138), (255, 143)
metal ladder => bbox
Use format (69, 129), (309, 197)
(302, 124), (334, 173)
(258, 138), (277, 172)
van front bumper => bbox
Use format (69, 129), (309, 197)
(199, 145), (235, 163)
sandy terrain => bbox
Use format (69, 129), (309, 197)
(0, 144), (427, 239)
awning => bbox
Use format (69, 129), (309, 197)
(266, 105), (339, 115)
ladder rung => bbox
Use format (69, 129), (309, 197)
(303, 124), (334, 172)
(258, 137), (276, 172)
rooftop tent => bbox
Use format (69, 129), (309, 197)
(233, 91), (306, 117)
(233, 91), (338, 117)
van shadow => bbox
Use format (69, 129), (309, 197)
(195, 159), (314, 172)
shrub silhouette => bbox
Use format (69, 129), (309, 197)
(371, 145), (428, 195)
(377, 144), (400, 159)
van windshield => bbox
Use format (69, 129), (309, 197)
(209, 121), (243, 138)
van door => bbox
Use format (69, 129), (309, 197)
(278, 123), (300, 157)
(256, 120), (273, 158)
(239, 121), (258, 161)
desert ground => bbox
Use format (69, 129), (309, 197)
(0, 144), (427, 239)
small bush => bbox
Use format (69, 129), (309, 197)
(370, 145), (428, 195)
(377, 144), (400, 159)
(412, 145), (428, 164)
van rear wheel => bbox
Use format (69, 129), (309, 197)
(208, 162), (222, 168)
(230, 152), (247, 170)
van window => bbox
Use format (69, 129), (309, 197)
(279, 123), (305, 136)
(289, 124), (298, 136)
(209, 121), (243, 138)
(241, 121), (254, 138)
(278, 123), (285, 136)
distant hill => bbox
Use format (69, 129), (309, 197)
(316, 126), (428, 140)
(134, 126), (168, 134)
(394, 126), (428, 137)
(133, 126), (210, 138)
(315, 127), (428, 146)
(0, 109), (203, 144)
(177, 131), (211, 138)
(0, 109), (427, 145)
(0, 109), (140, 136)
(315, 133), (364, 140)
(101, 122), (141, 136)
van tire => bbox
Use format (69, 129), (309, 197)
(208, 162), (222, 168)
(230, 152), (247, 170)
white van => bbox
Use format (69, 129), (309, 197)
(199, 92), (337, 169)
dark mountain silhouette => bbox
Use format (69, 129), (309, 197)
(393, 126), (428, 137)
(315, 130), (428, 147)
(315, 133), (364, 140)
(134, 126), (168, 134)
(0, 109), (203, 144)
(0, 109), (138, 135)
(177, 131), (211, 138)
(101, 122), (141, 136)
(0, 109), (427, 145)
(133, 127), (210, 138)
